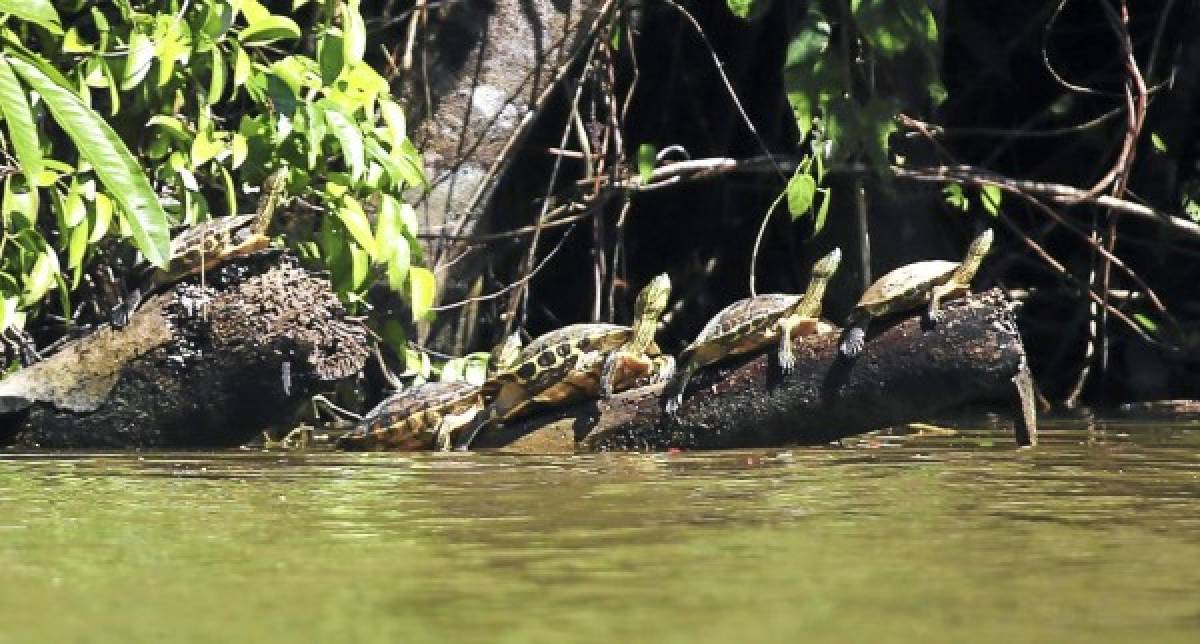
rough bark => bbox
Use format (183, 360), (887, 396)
(0, 256), (368, 448)
(401, 0), (610, 350)
(470, 290), (1037, 452)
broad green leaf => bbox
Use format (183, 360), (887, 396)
(89, 192), (112, 242)
(0, 57), (42, 188)
(636, 143), (656, 184)
(335, 197), (377, 257)
(318, 28), (345, 85)
(407, 266), (436, 322)
(147, 115), (191, 144)
(0, 296), (17, 333)
(323, 105), (364, 179)
(398, 201), (419, 237)
(67, 216), (89, 269)
(342, 2), (366, 64)
(231, 41), (250, 87)
(63, 27), (92, 53)
(21, 248), (58, 306)
(231, 132), (248, 168)
(240, 16), (301, 46)
(0, 0), (63, 34)
(207, 47), (226, 104)
(726, 0), (769, 20)
(379, 99), (407, 147)
(190, 127), (224, 168)
(374, 194), (405, 263)
(347, 243), (370, 291)
(386, 237), (410, 292)
(981, 184), (1002, 216)
(787, 172), (816, 218)
(121, 31), (155, 90)
(365, 137), (404, 186)
(61, 183), (86, 227)
(396, 137), (426, 186)
(201, 2), (235, 39)
(9, 57), (170, 267)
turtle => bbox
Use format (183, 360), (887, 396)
(460, 273), (675, 448)
(662, 247), (842, 420)
(838, 227), (993, 359)
(335, 332), (525, 451)
(111, 167), (289, 328)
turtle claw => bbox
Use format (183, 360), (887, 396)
(663, 395), (683, 423)
(928, 309), (944, 325)
(778, 352), (796, 374)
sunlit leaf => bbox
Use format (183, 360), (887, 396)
(814, 187), (831, 234)
(8, 57), (170, 267)
(342, 2), (366, 65)
(322, 105), (365, 179)
(0, 57), (42, 188)
(787, 172), (816, 218)
(207, 47), (226, 104)
(121, 31), (155, 90)
(335, 197), (377, 257)
(407, 266), (436, 322)
(240, 15), (301, 46)
(981, 184), (1002, 217)
(637, 143), (656, 185)
(0, 0), (63, 34)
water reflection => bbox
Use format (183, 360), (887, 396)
(1, 421), (1198, 641)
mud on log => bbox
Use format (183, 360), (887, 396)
(471, 290), (1037, 452)
(0, 257), (368, 448)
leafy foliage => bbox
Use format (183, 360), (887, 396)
(0, 1), (427, 361)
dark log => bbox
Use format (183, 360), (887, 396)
(0, 257), (368, 448)
(470, 290), (1037, 452)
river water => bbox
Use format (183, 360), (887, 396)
(1, 419), (1198, 642)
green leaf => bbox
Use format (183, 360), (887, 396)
(89, 192), (112, 242)
(379, 99), (407, 148)
(386, 240), (410, 292)
(787, 172), (817, 218)
(322, 105), (364, 179)
(636, 143), (656, 184)
(981, 184), (1002, 216)
(239, 16), (301, 46)
(207, 47), (226, 104)
(335, 197), (377, 257)
(9, 57), (170, 267)
(407, 266), (436, 322)
(342, 2), (366, 65)
(943, 183), (969, 212)
(22, 248), (58, 306)
(121, 31), (155, 90)
(1151, 132), (1167, 154)
(0, 57), (42, 188)
(67, 216), (89, 269)
(726, 0), (769, 20)
(231, 41), (250, 87)
(0, 0), (63, 34)
(374, 193), (405, 263)
(1133, 313), (1158, 334)
(318, 28), (345, 85)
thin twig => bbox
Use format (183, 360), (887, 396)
(749, 190), (787, 296)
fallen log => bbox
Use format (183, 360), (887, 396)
(0, 256), (369, 448)
(469, 289), (1037, 452)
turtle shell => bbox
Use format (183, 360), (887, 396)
(340, 381), (482, 450)
(855, 260), (959, 316)
(159, 214), (267, 282)
(681, 293), (803, 361)
(481, 322), (668, 420)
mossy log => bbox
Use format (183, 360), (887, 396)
(469, 289), (1037, 452)
(0, 257), (368, 447)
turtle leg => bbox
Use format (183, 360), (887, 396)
(777, 319), (796, 374)
(599, 350), (628, 399)
(927, 282), (956, 324)
(455, 409), (496, 451)
(651, 355), (676, 385)
(662, 361), (697, 422)
(839, 313), (870, 358)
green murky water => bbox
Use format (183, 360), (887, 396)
(2, 420), (1199, 643)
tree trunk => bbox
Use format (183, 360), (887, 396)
(0, 257), (369, 448)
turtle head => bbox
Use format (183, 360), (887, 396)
(956, 228), (993, 282)
(811, 247), (842, 279)
(252, 166), (290, 236)
(634, 273), (672, 323)
(630, 273), (671, 352)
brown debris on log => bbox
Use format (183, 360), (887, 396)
(470, 290), (1037, 452)
(0, 256), (369, 448)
